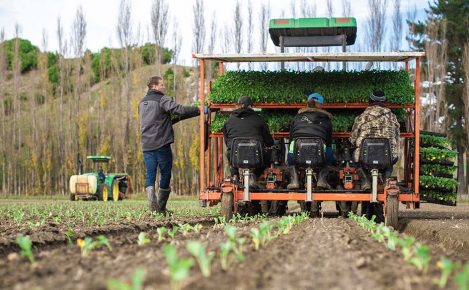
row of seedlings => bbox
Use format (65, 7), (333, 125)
(419, 131), (458, 205)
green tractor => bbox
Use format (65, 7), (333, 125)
(69, 156), (133, 201)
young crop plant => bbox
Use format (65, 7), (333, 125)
(436, 257), (460, 289)
(419, 175), (458, 191)
(16, 236), (35, 264)
(107, 268), (145, 290)
(420, 134), (451, 149)
(168, 226), (179, 239)
(137, 232), (151, 246)
(186, 241), (215, 277)
(224, 225), (246, 262)
(420, 147), (457, 162)
(157, 227), (168, 242)
(163, 244), (194, 290)
(178, 224), (193, 236)
(455, 263), (469, 290)
(77, 235), (113, 257)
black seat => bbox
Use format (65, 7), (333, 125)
(230, 138), (264, 169)
(359, 138), (392, 170)
(293, 137), (325, 168)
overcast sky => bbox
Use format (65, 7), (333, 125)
(0, 0), (429, 65)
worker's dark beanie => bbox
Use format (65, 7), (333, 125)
(237, 96), (253, 106)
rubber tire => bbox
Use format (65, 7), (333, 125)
(220, 192), (234, 221)
(247, 201), (262, 216)
(98, 184), (108, 202)
(299, 201), (311, 212)
(111, 180), (120, 201)
(309, 201), (321, 218)
(363, 202), (384, 223)
(269, 200), (287, 217)
(384, 195), (399, 229)
(70, 193), (76, 201)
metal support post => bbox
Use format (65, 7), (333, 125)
(306, 168), (313, 202)
(371, 169), (378, 202)
(243, 169), (250, 201)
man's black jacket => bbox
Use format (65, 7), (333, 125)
(138, 90), (199, 152)
(289, 108), (333, 147)
(222, 108), (274, 149)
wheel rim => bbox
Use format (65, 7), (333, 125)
(112, 182), (119, 201)
(102, 186), (108, 201)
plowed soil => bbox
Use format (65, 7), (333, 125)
(1, 201), (468, 290)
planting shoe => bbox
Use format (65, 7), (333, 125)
(157, 188), (171, 213)
(317, 168), (331, 190)
(358, 168), (371, 191)
(287, 166), (300, 189)
(146, 186), (157, 212)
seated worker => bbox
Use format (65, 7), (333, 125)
(222, 96), (274, 188)
(287, 93), (335, 189)
(349, 90), (400, 190)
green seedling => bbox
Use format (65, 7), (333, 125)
(77, 235), (112, 257)
(192, 224), (203, 233)
(16, 236), (35, 264)
(163, 244), (194, 290)
(137, 232), (150, 246)
(435, 257), (460, 289)
(157, 227), (168, 242)
(224, 224), (246, 262)
(168, 226), (179, 239)
(178, 224), (193, 236)
(107, 268), (145, 290)
(399, 236), (416, 261)
(409, 243), (431, 273)
(454, 263), (469, 290)
(250, 228), (261, 250)
(186, 241), (215, 277)
(219, 241), (234, 270)
(65, 228), (75, 247)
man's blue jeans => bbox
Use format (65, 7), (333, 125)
(143, 144), (172, 189)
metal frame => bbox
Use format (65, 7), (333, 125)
(194, 52), (424, 207)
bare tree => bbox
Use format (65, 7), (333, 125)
(192, 0), (206, 54)
(258, 2), (270, 70)
(150, 0), (169, 75)
(366, 0), (388, 52)
(233, 1), (243, 69)
(192, 0), (206, 97)
(405, 5), (417, 50)
(207, 13), (217, 80)
(222, 24), (232, 53)
(342, 0), (352, 17)
(116, 0), (133, 171)
(172, 19), (182, 100)
(246, 0), (253, 69)
(391, 0), (402, 52)
(327, 0), (334, 17)
(301, 0), (316, 17)
(0, 27), (5, 193)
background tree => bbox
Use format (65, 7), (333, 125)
(246, 0), (253, 69)
(150, 0), (169, 75)
(408, 0), (469, 197)
(192, 0), (205, 97)
(258, 2), (270, 70)
(366, 0), (388, 52)
(233, 0), (243, 69)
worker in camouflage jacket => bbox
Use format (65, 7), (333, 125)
(349, 90), (400, 189)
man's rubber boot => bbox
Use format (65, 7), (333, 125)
(317, 168), (332, 189)
(358, 168), (371, 191)
(248, 173), (262, 189)
(146, 186), (157, 212)
(157, 188), (171, 213)
(287, 166), (300, 189)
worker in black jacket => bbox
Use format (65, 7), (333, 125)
(287, 93), (335, 190)
(222, 96), (274, 187)
(139, 76), (201, 213)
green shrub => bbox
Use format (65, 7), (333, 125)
(420, 190), (457, 203)
(163, 48), (173, 64)
(142, 43), (155, 65)
(209, 70), (414, 104)
(4, 38), (39, 73)
(182, 68), (191, 78)
(91, 47), (112, 83)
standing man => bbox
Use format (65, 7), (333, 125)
(139, 76), (201, 213)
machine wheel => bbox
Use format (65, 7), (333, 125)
(70, 193), (76, 201)
(299, 201), (311, 212)
(269, 201), (287, 216)
(339, 201), (359, 218)
(98, 184), (109, 202)
(247, 201), (262, 216)
(111, 180), (120, 201)
(384, 195), (399, 229)
(220, 192), (234, 221)
(309, 201), (321, 218)
(363, 202), (384, 223)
